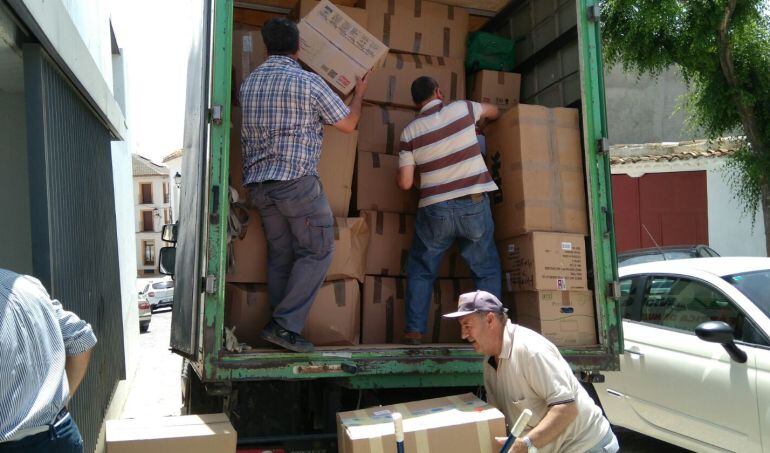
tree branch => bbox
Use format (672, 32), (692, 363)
(717, 0), (766, 156)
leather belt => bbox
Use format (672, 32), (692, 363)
(2, 408), (70, 443)
(456, 193), (485, 202)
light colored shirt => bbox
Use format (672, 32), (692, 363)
(398, 99), (498, 207)
(0, 269), (97, 441)
(239, 55), (350, 183)
(484, 321), (609, 453)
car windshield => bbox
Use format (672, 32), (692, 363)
(724, 270), (770, 318)
(152, 280), (174, 289)
(619, 251), (695, 266)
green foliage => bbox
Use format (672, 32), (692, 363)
(602, 0), (770, 218)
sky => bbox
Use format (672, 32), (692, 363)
(109, 0), (196, 164)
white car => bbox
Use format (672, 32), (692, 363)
(594, 257), (770, 452)
(139, 278), (175, 311)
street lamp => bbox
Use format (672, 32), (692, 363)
(174, 172), (182, 188)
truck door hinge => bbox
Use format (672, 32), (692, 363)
(209, 105), (223, 125)
(204, 275), (217, 294)
(607, 281), (620, 300)
(597, 137), (610, 154)
(587, 4), (601, 22)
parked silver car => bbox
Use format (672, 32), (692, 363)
(139, 279), (174, 311)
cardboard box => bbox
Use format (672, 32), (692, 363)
(226, 283), (271, 347)
(304, 279), (361, 345)
(328, 217), (370, 282)
(470, 70), (521, 111)
(227, 215), (368, 284)
(484, 104), (589, 238)
(293, 0), (368, 30)
(226, 280), (360, 346)
(498, 232), (588, 292)
(359, 0), (463, 21)
(357, 103), (415, 155)
(318, 126), (359, 216)
(366, 12), (468, 60)
(361, 276), (473, 343)
(513, 290), (598, 346)
(361, 276), (408, 343)
(360, 210), (470, 278)
(106, 414), (236, 453)
(364, 53), (465, 108)
(355, 151), (418, 214)
(337, 393), (505, 453)
(233, 24), (268, 99)
(298, 0), (388, 95)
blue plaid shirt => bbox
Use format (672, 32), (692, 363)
(239, 55), (350, 183)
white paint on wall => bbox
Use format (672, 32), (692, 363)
(612, 157), (767, 257)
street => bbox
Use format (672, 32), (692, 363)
(122, 308), (690, 452)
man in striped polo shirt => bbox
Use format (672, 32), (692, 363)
(397, 76), (502, 345)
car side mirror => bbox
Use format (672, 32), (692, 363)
(158, 247), (176, 276)
(162, 223), (178, 243)
(695, 321), (747, 363)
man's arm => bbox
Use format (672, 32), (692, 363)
(397, 165), (415, 190)
(509, 402), (578, 452)
(65, 348), (93, 398)
(479, 102), (500, 122)
(333, 72), (370, 133)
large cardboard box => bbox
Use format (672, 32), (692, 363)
(513, 290), (598, 346)
(470, 70), (521, 111)
(360, 210), (470, 278)
(232, 24), (268, 99)
(304, 279), (361, 345)
(318, 126), (358, 216)
(106, 414), (236, 453)
(361, 276), (473, 343)
(359, 0), (462, 20)
(293, 0), (368, 29)
(226, 209), (268, 284)
(226, 280), (360, 346)
(328, 217), (370, 282)
(226, 283), (271, 347)
(366, 12), (468, 60)
(231, 114), (357, 217)
(298, 0), (388, 95)
(337, 393), (505, 453)
(485, 104), (589, 238)
(498, 232), (588, 292)
(357, 103), (415, 155)
(356, 151), (418, 214)
(365, 53), (465, 108)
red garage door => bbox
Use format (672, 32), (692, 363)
(612, 171), (708, 252)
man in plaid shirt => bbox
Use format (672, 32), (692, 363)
(239, 18), (368, 352)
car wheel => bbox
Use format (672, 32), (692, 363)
(140, 322), (150, 333)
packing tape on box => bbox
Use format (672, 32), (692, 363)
(412, 32), (423, 53)
(380, 106), (396, 154)
(498, 71), (505, 85)
(373, 276), (383, 304)
(387, 0), (395, 14)
(446, 395), (493, 453)
(383, 15), (391, 46)
(393, 404), (430, 451)
(451, 72), (458, 99)
(562, 291), (572, 306)
(413, 54), (423, 69)
(546, 109), (565, 230)
(431, 281), (442, 342)
(443, 27), (450, 57)
(386, 292), (394, 343)
(375, 211), (384, 235)
(413, 0), (421, 17)
(372, 152), (381, 168)
(333, 218), (341, 240)
(395, 54), (405, 69)
(448, 5), (455, 20)
(333, 280), (346, 307)
(387, 76), (397, 103)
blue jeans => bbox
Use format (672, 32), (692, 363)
(249, 175), (334, 334)
(405, 193), (502, 333)
(584, 427), (619, 453)
(0, 415), (83, 453)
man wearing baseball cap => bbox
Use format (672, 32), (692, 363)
(444, 291), (618, 453)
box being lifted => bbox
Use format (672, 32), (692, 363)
(298, 0), (388, 95)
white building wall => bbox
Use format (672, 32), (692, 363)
(134, 175), (170, 275)
(164, 155), (182, 221)
(61, 0), (113, 91)
(612, 158), (767, 257)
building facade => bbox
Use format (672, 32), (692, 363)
(162, 148), (183, 220)
(133, 154), (171, 276)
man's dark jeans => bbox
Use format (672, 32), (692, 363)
(0, 415), (83, 453)
(249, 175), (334, 334)
(405, 193), (502, 334)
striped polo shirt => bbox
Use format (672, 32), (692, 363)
(399, 99), (497, 207)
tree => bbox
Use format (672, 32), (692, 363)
(601, 0), (770, 251)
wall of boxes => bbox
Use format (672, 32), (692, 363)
(225, 0), (597, 349)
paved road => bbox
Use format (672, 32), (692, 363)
(120, 309), (690, 451)
(121, 308), (182, 418)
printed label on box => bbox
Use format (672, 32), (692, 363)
(561, 242), (572, 251)
(557, 278), (567, 290)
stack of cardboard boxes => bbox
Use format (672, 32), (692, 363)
(483, 104), (597, 347)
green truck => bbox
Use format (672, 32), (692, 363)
(160, 0), (621, 449)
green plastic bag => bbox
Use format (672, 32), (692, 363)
(465, 31), (516, 73)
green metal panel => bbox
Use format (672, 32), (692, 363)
(202, 0), (234, 380)
(197, 0), (622, 384)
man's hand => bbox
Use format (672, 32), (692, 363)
(494, 437), (528, 453)
(333, 70), (372, 133)
(354, 70), (372, 99)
